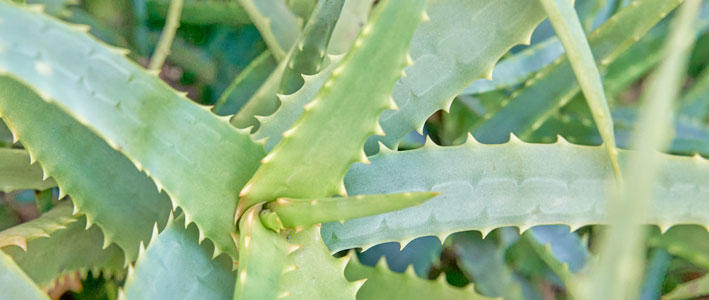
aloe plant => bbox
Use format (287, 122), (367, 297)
(1, 0), (708, 299)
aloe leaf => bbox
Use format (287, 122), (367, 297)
(581, 2), (702, 299)
(474, 0), (684, 144)
(234, 206), (288, 300)
(231, 0), (369, 130)
(449, 231), (525, 299)
(239, 0), (426, 215)
(323, 137), (709, 252)
(0, 148), (56, 193)
(279, 0), (344, 95)
(146, 0), (251, 26)
(366, 0), (547, 152)
(0, 250), (49, 300)
(663, 274), (709, 300)
(528, 226), (589, 273)
(345, 254), (491, 300)
(264, 192), (437, 229)
(121, 214), (235, 300)
(0, 75), (172, 261)
(522, 232), (577, 295)
(236, 0), (301, 61)
(278, 225), (361, 299)
(540, 0), (620, 179)
(212, 50), (277, 116)
(461, 37), (564, 95)
(2, 204), (125, 288)
(0, 201), (74, 250)
(252, 56), (340, 150)
(0, 2), (266, 258)
(650, 226), (709, 270)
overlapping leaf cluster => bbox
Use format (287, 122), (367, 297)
(1, 0), (709, 299)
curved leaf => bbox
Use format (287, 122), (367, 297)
(2, 203), (125, 289)
(234, 206), (288, 300)
(473, 0), (684, 144)
(368, 0), (547, 152)
(265, 192), (437, 229)
(212, 50), (277, 116)
(0, 75), (172, 261)
(0, 148), (56, 193)
(540, 0), (620, 178)
(236, 0), (301, 61)
(0, 250), (49, 300)
(0, 2), (266, 258)
(345, 254), (491, 300)
(278, 225), (361, 299)
(323, 138), (709, 252)
(121, 215), (235, 300)
(239, 0), (426, 214)
(0, 201), (74, 250)
(663, 274), (709, 300)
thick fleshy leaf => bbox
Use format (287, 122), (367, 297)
(0, 75), (171, 261)
(323, 137), (709, 252)
(233, 206), (288, 300)
(368, 0), (547, 152)
(2, 203), (125, 288)
(345, 255), (491, 300)
(0, 2), (266, 258)
(473, 0), (684, 144)
(278, 226), (361, 299)
(121, 215), (235, 300)
(540, 0), (620, 178)
(663, 274), (709, 300)
(0, 148), (56, 193)
(0, 201), (74, 250)
(239, 0), (426, 215)
(265, 192), (437, 228)
(0, 250), (49, 300)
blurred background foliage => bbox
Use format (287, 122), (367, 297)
(2, 0), (709, 299)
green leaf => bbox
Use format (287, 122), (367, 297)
(278, 225), (361, 299)
(0, 201), (74, 250)
(146, 0), (251, 26)
(236, 0), (301, 61)
(679, 66), (709, 123)
(540, 0), (620, 179)
(345, 254), (491, 300)
(461, 37), (564, 95)
(0, 2), (266, 258)
(264, 192), (437, 229)
(239, 0), (426, 215)
(0, 148), (56, 193)
(0, 75), (172, 261)
(212, 50), (277, 116)
(650, 226), (709, 270)
(663, 274), (709, 300)
(449, 231), (525, 299)
(252, 56), (341, 150)
(121, 214), (236, 300)
(2, 202), (125, 289)
(368, 0), (547, 152)
(0, 250), (49, 300)
(581, 2), (702, 299)
(323, 137), (709, 252)
(473, 0), (684, 144)
(230, 0), (371, 130)
(279, 0), (344, 95)
(234, 206), (288, 300)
